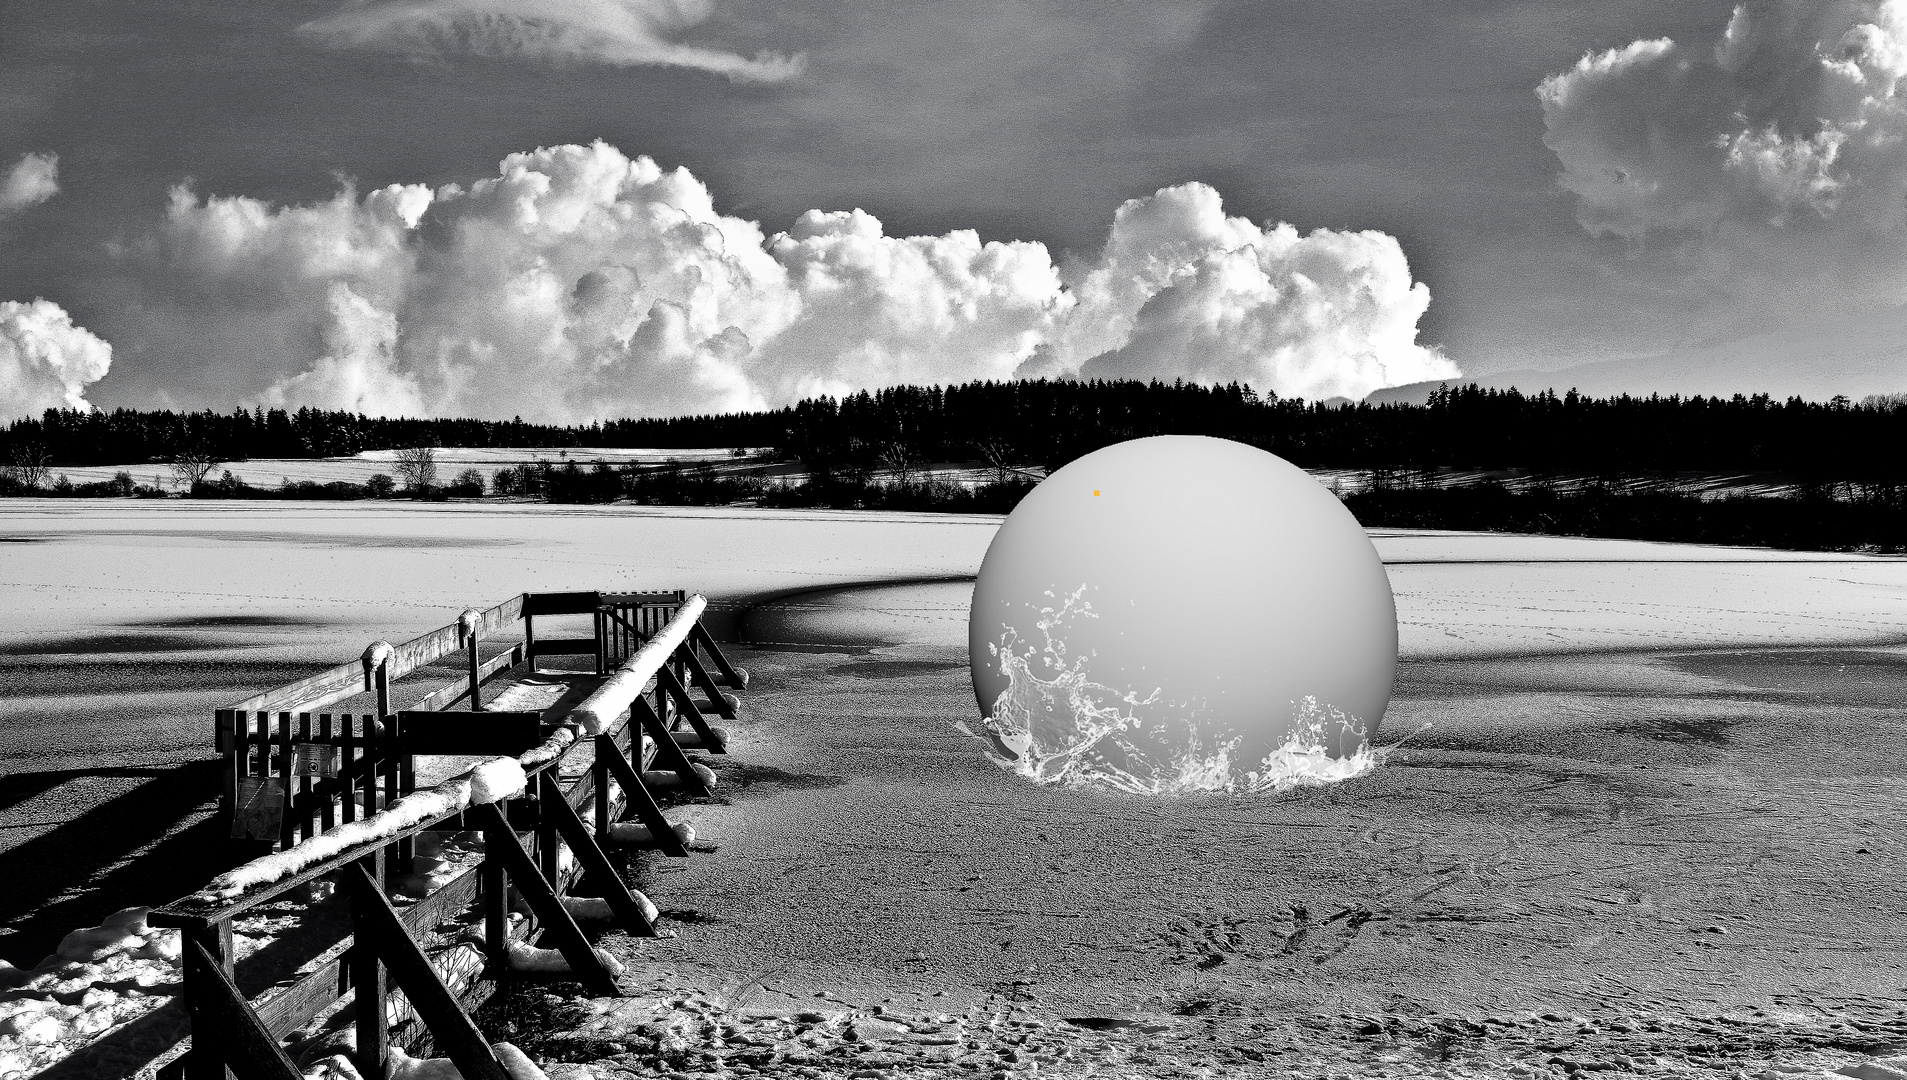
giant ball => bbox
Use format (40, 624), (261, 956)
(967, 435), (1396, 793)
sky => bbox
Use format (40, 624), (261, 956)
(3, 0), (1905, 421)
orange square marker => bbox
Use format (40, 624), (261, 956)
(1093, 489), (1100, 496)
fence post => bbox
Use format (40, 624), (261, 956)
(351, 850), (389, 1080)
(461, 608), (485, 711)
(482, 804), (508, 976)
(182, 918), (235, 1080)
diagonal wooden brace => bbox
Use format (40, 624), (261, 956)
(537, 772), (658, 936)
(632, 697), (711, 798)
(182, 937), (303, 1080)
(470, 802), (622, 997)
(597, 733), (690, 857)
(653, 664), (725, 753)
(689, 621), (748, 688)
(344, 864), (510, 1080)
(674, 643), (738, 727)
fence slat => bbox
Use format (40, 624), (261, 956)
(297, 714), (313, 842)
(276, 713), (294, 850)
(318, 714), (335, 832)
(340, 714), (357, 825)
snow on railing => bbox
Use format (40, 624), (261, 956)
(572, 594), (707, 736)
(193, 757), (530, 902)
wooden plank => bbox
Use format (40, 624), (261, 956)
(251, 939), (353, 1041)
(522, 591), (601, 616)
(470, 803), (620, 997)
(630, 698), (710, 797)
(388, 596), (526, 682)
(654, 666), (725, 753)
(537, 772), (657, 937)
(690, 622), (748, 688)
(395, 711), (546, 755)
(346, 864), (510, 1080)
(223, 660), (363, 716)
(598, 592), (682, 607)
(676, 645), (737, 725)
(182, 937), (302, 1080)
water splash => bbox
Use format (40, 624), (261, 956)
(969, 586), (1381, 795)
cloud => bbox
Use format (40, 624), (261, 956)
(297, 0), (802, 82)
(1056, 183), (1457, 400)
(1538, 1), (1907, 306)
(0, 152), (58, 219)
(122, 141), (1450, 419)
(0, 299), (113, 418)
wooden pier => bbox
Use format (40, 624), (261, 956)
(149, 589), (748, 1080)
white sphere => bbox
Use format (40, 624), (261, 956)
(967, 435), (1396, 792)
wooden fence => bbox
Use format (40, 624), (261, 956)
(219, 590), (748, 848)
(157, 590), (748, 1080)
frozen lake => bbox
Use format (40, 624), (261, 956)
(1, 499), (1905, 972)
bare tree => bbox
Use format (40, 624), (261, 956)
(393, 445), (439, 492)
(975, 436), (1017, 484)
(2, 444), (52, 490)
(170, 447), (222, 492)
(880, 440), (918, 486)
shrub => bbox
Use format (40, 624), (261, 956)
(366, 473), (396, 498)
(447, 468), (486, 497)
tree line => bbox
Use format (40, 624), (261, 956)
(4, 381), (1904, 484)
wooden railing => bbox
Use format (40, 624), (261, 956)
(157, 592), (746, 1080)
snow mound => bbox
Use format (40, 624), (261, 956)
(640, 764), (717, 790)
(469, 758), (526, 805)
(503, 942), (625, 980)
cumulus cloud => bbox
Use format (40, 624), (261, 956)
(297, 0), (802, 83)
(1539, 1), (1907, 297)
(1057, 183), (1456, 400)
(123, 141), (1450, 419)
(0, 152), (58, 218)
(0, 299), (113, 418)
